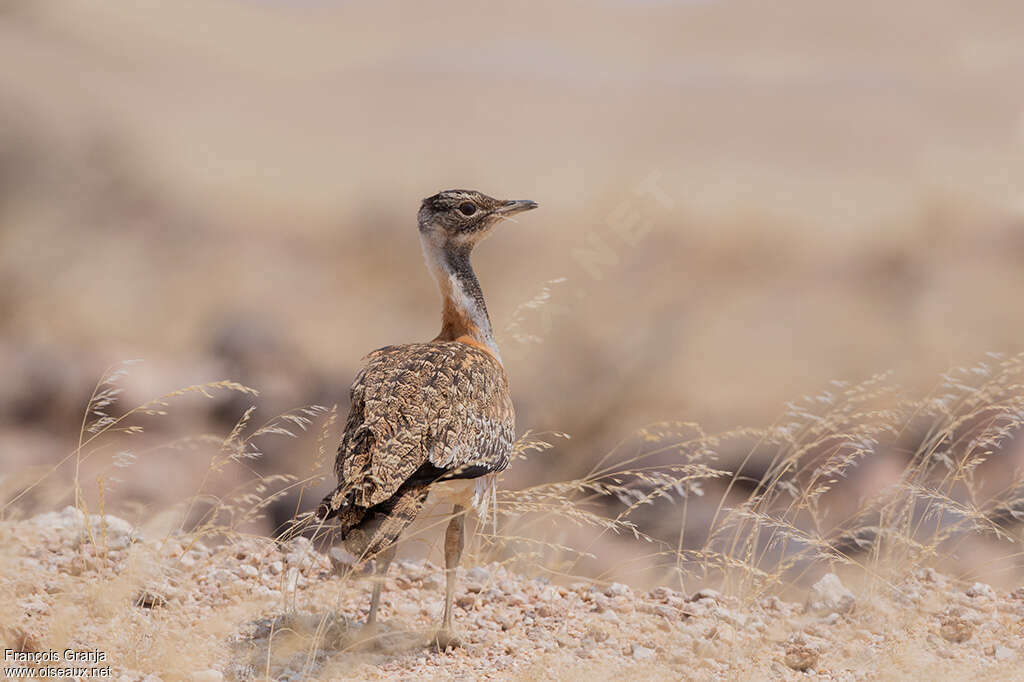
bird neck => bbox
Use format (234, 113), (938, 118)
(421, 238), (501, 362)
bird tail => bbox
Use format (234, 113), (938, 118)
(314, 483), (357, 524)
(343, 482), (431, 561)
(276, 483), (364, 544)
(280, 480), (430, 562)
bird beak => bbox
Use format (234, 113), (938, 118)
(497, 199), (539, 215)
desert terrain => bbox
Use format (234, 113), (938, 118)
(3, 1), (1024, 679)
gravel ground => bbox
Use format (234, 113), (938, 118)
(2, 508), (1023, 680)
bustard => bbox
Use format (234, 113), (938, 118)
(313, 189), (538, 649)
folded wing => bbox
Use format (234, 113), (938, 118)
(334, 341), (514, 511)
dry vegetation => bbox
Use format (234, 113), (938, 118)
(3, 1), (1024, 678)
(2, 355), (1024, 679)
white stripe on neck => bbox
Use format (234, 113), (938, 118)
(420, 232), (502, 362)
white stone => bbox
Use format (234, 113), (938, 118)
(994, 645), (1015, 661)
(966, 582), (996, 600)
(191, 671), (222, 682)
(284, 536), (313, 554)
(605, 582), (631, 597)
(540, 586), (559, 602)
(691, 588), (722, 602)
(235, 564), (259, 579)
(94, 514), (134, 537)
(631, 644), (655, 661)
(806, 573), (856, 615)
(207, 569), (234, 584)
(467, 566), (490, 583)
(43, 506), (85, 530)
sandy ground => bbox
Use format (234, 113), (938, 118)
(4, 0), (1024, 582)
(2, 507), (1023, 681)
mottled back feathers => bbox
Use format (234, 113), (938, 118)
(333, 341), (514, 510)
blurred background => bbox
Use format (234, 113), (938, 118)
(2, 1), (1024, 583)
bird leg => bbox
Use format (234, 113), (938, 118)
(362, 543), (396, 642)
(435, 504), (465, 651)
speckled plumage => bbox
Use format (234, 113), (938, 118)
(308, 189), (538, 647)
(332, 341), (514, 510)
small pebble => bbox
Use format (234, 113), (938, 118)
(631, 644), (655, 661)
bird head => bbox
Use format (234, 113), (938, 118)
(418, 189), (538, 250)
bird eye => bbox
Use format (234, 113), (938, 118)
(458, 202), (477, 216)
